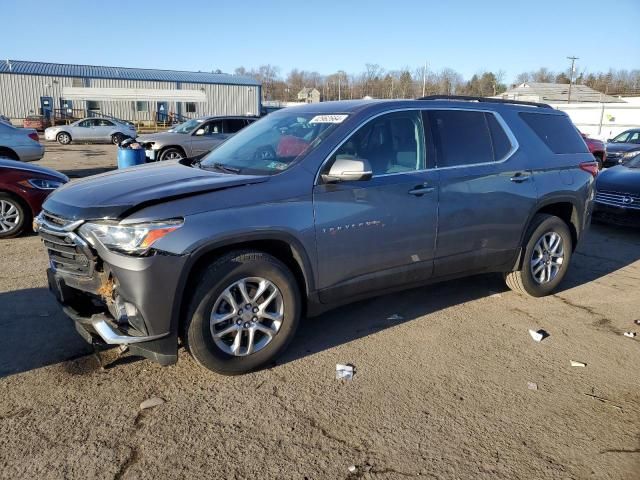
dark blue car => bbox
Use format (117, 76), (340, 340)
(605, 128), (640, 167)
(35, 97), (597, 374)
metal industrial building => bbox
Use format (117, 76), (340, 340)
(0, 60), (261, 124)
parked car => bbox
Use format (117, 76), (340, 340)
(23, 115), (51, 131)
(580, 132), (606, 169)
(136, 116), (257, 161)
(44, 118), (137, 145)
(0, 158), (67, 238)
(0, 122), (45, 162)
(605, 128), (640, 167)
(35, 97), (597, 375)
(593, 152), (640, 227)
(0, 114), (12, 126)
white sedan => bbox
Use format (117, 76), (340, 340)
(45, 118), (136, 145)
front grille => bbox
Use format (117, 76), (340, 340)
(595, 190), (640, 210)
(37, 210), (95, 276)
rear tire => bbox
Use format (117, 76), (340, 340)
(504, 214), (573, 297)
(111, 133), (125, 145)
(0, 193), (29, 239)
(183, 250), (301, 375)
(57, 132), (71, 145)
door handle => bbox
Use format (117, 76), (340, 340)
(510, 172), (531, 183)
(408, 184), (435, 196)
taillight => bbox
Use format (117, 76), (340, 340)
(28, 132), (39, 142)
(579, 161), (599, 178)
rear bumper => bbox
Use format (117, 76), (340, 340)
(14, 143), (45, 162)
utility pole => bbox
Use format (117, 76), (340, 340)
(422, 61), (427, 97)
(338, 73), (342, 101)
(567, 56), (579, 104)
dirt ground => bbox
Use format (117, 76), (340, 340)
(0, 143), (639, 479)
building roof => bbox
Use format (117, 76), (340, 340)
(499, 82), (624, 103)
(298, 87), (320, 95)
(0, 59), (261, 87)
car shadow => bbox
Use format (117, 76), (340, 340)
(1, 224), (637, 377)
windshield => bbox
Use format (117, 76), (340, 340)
(174, 118), (204, 134)
(200, 111), (347, 175)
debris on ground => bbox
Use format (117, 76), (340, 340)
(528, 329), (549, 342)
(118, 345), (129, 355)
(527, 382), (538, 390)
(336, 364), (355, 380)
(570, 360), (587, 367)
(634, 319), (640, 325)
(140, 397), (165, 410)
(623, 332), (636, 338)
(387, 314), (404, 321)
(583, 393), (624, 412)
(348, 465), (357, 473)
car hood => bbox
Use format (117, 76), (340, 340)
(596, 164), (640, 195)
(43, 160), (269, 220)
(0, 158), (68, 181)
(136, 132), (188, 144)
(605, 143), (640, 153)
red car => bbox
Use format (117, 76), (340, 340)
(581, 132), (606, 169)
(0, 158), (68, 238)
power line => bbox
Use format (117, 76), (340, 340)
(567, 56), (579, 103)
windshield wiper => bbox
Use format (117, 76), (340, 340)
(207, 162), (242, 174)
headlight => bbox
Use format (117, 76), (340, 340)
(25, 178), (65, 190)
(79, 219), (183, 255)
(622, 151), (640, 159)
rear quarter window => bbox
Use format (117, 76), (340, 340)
(519, 112), (587, 154)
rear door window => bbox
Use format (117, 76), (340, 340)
(427, 110), (494, 167)
(486, 113), (513, 160)
(519, 112), (587, 153)
(224, 119), (248, 133)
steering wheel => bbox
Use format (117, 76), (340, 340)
(253, 145), (277, 161)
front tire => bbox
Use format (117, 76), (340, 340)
(57, 132), (71, 145)
(183, 250), (301, 375)
(0, 194), (28, 239)
(505, 214), (573, 297)
(159, 147), (184, 161)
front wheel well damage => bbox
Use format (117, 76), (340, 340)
(177, 239), (310, 333)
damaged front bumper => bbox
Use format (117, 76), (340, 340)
(35, 211), (188, 365)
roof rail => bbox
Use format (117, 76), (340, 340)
(417, 95), (553, 109)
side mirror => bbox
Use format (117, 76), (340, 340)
(606, 139), (613, 143)
(195, 128), (205, 136)
(321, 157), (373, 183)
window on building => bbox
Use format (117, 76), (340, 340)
(519, 112), (587, 153)
(186, 102), (196, 113)
(329, 111), (424, 176)
(87, 101), (100, 111)
(135, 101), (149, 112)
(427, 110), (494, 167)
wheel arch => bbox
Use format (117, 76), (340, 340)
(0, 146), (19, 160)
(0, 189), (32, 221)
(171, 232), (315, 335)
(57, 130), (72, 141)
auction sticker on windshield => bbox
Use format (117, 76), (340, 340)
(309, 114), (348, 124)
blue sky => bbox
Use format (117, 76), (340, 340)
(4, 0), (639, 82)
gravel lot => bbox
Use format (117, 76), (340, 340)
(1, 143), (639, 479)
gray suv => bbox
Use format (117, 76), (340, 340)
(35, 97), (597, 375)
(136, 116), (256, 161)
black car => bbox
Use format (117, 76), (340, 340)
(594, 153), (640, 226)
(605, 129), (640, 167)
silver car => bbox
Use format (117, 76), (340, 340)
(0, 122), (45, 162)
(44, 118), (137, 145)
(137, 116), (256, 161)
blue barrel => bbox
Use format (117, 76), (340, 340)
(117, 148), (146, 169)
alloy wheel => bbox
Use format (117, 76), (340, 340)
(210, 277), (284, 356)
(162, 150), (183, 160)
(0, 199), (21, 233)
(530, 231), (564, 284)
